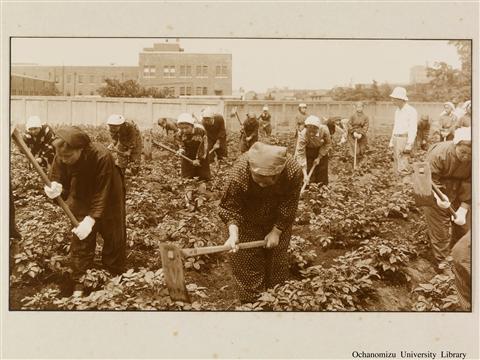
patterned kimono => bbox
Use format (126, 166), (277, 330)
(219, 155), (303, 302)
(294, 125), (331, 185)
(23, 124), (56, 169)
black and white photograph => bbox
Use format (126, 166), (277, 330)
(1, 2), (478, 359)
(8, 37), (472, 312)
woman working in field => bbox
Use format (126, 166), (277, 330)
(219, 142), (303, 303)
(294, 115), (331, 186)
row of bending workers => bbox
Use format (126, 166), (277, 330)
(15, 91), (472, 305)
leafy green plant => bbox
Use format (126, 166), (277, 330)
(412, 274), (459, 311)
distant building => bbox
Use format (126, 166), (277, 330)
(138, 42), (232, 97)
(265, 87), (330, 101)
(11, 74), (56, 96)
(410, 65), (430, 84)
(11, 41), (233, 97)
(11, 65), (138, 96)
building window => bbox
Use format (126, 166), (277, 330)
(169, 87), (175, 96)
(222, 65), (228, 76)
(186, 86), (192, 96)
(202, 87), (208, 95)
(90, 75), (95, 83)
(202, 66), (208, 76)
(180, 65), (186, 77)
(186, 66), (192, 77)
(196, 65), (202, 76)
(48, 72), (51, 80)
(144, 65), (156, 78)
(78, 75), (83, 83)
(215, 90), (223, 96)
(67, 91), (71, 96)
(196, 87), (202, 95)
(180, 86), (185, 96)
(216, 66), (221, 76)
(55, 75), (59, 83)
(163, 65), (175, 78)
(67, 74), (71, 83)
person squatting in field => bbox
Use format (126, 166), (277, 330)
(422, 127), (471, 270)
(415, 115), (431, 151)
(219, 142), (303, 303)
(107, 114), (143, 176)
(388, 87), (418, 177)
(45, 126), (126, 296)
(294, 115), (332, 186)
(201, 107), (228, 163)
(23, 115), (56, 170)
(258, 105), (272, 136)
(432, 102), (456, 143)
(239, 113), (259, 153)
(175, 113), (211, 181)
(157, 117), (178, 136)
(346, 102), (369, 163)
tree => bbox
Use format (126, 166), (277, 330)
(97, 79), (167, 98)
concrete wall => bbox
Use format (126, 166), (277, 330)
(10, 96), (223, 130)
(11, 96), (445, 135)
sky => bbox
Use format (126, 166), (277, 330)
(11, 38), (463, 93)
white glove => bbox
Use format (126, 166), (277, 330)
(176, 149), (185, 156)
(354, 132), (362, 139)
(433, 191), (451, 209)
(107, 143), (115, 150)
(452, 206), (468, 226)
(44, 181), (63, 199)
(72, 216), (96, 241)
(339, 136), (346, 144)
(224, 224), (239, 252)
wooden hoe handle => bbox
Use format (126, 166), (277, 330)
(11, 127), (80, 227)
(152, 140), (194, 164)
(181, 240), (267, 258)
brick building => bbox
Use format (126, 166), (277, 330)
(11, 41), (233, 97)
(11, 65), (139, 96)
(11, 74), (56, 96)
(138, 42), (232, 97)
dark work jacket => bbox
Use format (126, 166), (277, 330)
(50, 143), (124, 220)
(427, 141), (471, 206)
(202, 114), (227, 157)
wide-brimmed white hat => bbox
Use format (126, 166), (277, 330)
(107, 114), (125, 125)
(298, 103), (307, 108)
(389, 87), (408, 101)
(263, 105), (269, 111)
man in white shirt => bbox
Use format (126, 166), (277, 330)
(389, 87), (418, 176)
